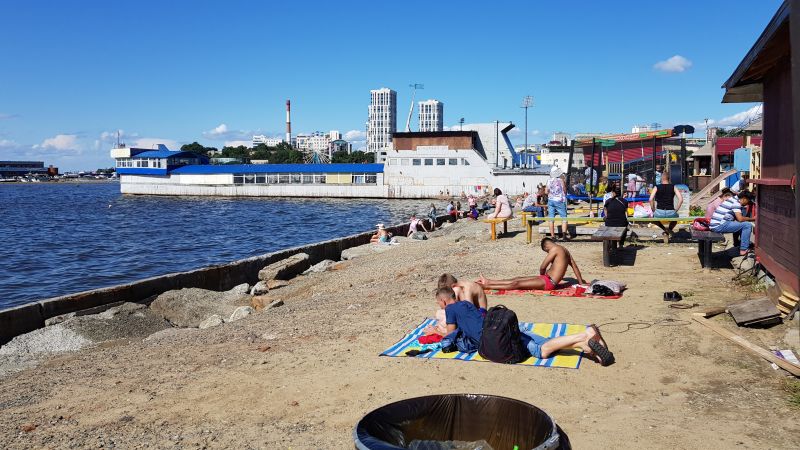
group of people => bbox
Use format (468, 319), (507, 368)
(420, 238), (614, 366)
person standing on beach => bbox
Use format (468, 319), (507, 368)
(428, 203), (437, 230)
(546, 166), (570, 240)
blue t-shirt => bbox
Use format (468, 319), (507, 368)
(445, 301), (484, 347)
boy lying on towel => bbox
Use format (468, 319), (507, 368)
(478, 237), (587, 290)
(424, 273), (489, 336)
(430, 287), (614, 364)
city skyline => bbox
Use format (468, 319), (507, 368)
(0, 0), (780, 170)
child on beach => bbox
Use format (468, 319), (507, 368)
(407, 213), (429, 237)
(428, 203), (437, 230)
(429, 287), (484, 353)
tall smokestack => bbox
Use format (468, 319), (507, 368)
(285, 100), (292, 145)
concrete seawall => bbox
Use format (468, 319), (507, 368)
(0, 220), (428, 345)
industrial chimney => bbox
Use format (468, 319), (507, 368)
(285, 100), (292, 145)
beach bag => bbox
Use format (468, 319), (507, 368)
(692, 218), (710, 231)
(478, 305), (528, 364)
(633, 203), (653, 218)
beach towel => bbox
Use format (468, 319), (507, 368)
(484, 284), (622, 299)
(381, 318), (584, 369)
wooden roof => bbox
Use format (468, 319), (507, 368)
(722, 1), (790, 103)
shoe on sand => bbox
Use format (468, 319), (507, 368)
(588, 340), (615, 366)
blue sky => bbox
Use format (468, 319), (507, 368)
(0, 0), (782, 170)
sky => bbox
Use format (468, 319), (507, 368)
(0, 0), (783, 171)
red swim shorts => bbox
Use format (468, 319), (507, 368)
(539, 274), (556, 290)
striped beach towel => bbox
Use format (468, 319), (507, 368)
(380, 318), (585, 369)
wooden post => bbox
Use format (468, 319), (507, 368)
(566, 140), (575, 190)
(681, 137), (687, 185)
(589, 138), (596, 211)
(652, 135), (657, 186)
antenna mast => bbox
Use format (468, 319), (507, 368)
(405, 83), (424, 132)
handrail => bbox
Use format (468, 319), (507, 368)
(689, 169), (738, 207)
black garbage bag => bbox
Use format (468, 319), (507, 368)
(353, 394), (560, 450)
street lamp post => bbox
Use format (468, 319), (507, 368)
(521, 96), (533, 168)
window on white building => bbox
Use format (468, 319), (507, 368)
(436, 159), (446, 166)
(448, 158), (458, 165)
(461, 158), (470, 165)
(424, 159), (433, 166)
(401, 159), (410, 166)
(302, 174), (313, 184)
(413, 159), (421, 166)
(256, 175), (266, 184)
(389, 158), (399, 165)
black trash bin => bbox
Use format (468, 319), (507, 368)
(353, 394), (561, 450)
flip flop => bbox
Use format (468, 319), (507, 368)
(663, 291), (682, 302)
(405, 348), (432, 357)
(588, 340), (615, 366)
(589, 324), (607, 349)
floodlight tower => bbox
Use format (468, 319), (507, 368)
(521, 96), (534, 168)
(405, 83), (424, 132)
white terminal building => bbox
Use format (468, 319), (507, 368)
(418, 99), (443, 132)
(252, 135), (285, 147)
(367, 88), (397, 163)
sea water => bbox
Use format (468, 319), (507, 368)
(0, 183), (432, 309)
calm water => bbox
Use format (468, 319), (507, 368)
(0, 183), (432, 309)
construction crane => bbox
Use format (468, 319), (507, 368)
(405, 83), (424, 132)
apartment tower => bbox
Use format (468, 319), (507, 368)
(367, 88), (397, 162)
(418, 99), (443, 132)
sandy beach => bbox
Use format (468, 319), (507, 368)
(0, 218), (798, 449)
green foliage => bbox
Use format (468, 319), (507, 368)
(270, 147), (304, 164)
(784, 379), (800, 408)
(221, 145), (250, 160)
(331, 150), (375, 164)
(689, 205), (704, 216)
(180, 141), (217, 156)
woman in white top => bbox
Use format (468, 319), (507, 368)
(487, 188), (512, 219)
(546, 166), (570, 239)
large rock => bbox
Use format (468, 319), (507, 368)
(302, 259), (337, 275)
(340, 243), (394, 260)
(198, 315), (224, 329)
(258, 253), (310, 281)
(266, 279), (290, 290)
(227, 283), (250, 295)
(149, 288), (251, 328)
(228, 306), (254, 322)
(250, 281), (269, 296)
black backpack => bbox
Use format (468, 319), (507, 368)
(479, 305), (529, 364)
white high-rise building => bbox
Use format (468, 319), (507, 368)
(367, 88), (397, 162)
(418, 99), (443, 132)
(329, 130), (341, 141)
(252, 135), (284, 147)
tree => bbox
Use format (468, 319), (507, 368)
(270, 147), (304, 164)
(221, 145), (250, 160)
(180, 141), (216, 156)
(251, 143), (273, 161)
(331, 150), (375, 164)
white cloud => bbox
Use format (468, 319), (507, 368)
(224, 140), (252, 148)
(132, 137), (180, 150)
(654, 55), (692, 73)
(688, 104), (762, 131)
(203, 123), (253, 141)
(0, 139), (16, 149)
(344, 130), (366, 141)
(36, 134), (80, 151)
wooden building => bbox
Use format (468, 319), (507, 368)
(722, 0), (800, 309)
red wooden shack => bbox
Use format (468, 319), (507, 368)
(722, 0), (800, 311)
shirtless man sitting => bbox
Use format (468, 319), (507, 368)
(478, 237), (587, 290)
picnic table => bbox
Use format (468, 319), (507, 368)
(525, 216), (697, 244)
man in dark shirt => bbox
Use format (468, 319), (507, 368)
(436, 287), (483, 353)
(604, 185), (629, 249)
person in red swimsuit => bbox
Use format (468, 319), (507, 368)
(478, 237), (587, 290)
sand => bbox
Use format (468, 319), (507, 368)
(0, 219), (798, 449)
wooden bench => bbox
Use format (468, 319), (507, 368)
(482, 217), (512, 240)
(592, 226), (628, 267)
(691, 229), (725, 268)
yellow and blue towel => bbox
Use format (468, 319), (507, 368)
(381, 318), (585, 369)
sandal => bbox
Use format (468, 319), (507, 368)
(405, 348), (433, 357)
(588, 340), (615, 366)
(663, 291), (682, 302)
